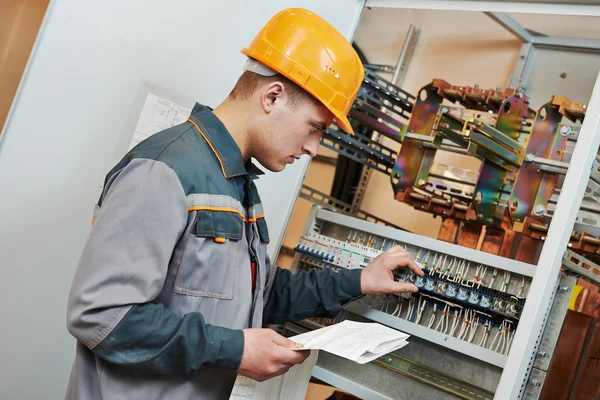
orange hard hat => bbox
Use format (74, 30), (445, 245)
(242, 8), (364, 134)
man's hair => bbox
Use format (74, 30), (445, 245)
(228, 71), (316, 109)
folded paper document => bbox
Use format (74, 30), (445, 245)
(291, 320), (410, 364)
(229, 321), (409, 400)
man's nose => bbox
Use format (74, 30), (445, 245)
(301, 134), (321, 158)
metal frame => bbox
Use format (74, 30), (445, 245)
(484, 12), (533, 43)
(484, 12), (600, 90)
(325, 2), (600, 399)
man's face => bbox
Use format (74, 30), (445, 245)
(253, 87), (334, 172)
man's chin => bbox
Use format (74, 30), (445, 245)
(260, 162), (287, 173)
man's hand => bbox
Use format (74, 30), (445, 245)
(237, 328), (311, 382)
(360, 246), (425, 296)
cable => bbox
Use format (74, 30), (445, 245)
(479, 266), (488, 288)
(405, 299), (415, 320)
(501, 271), (511, 293)
(462, 262), (471, 284)
(430, 253), (439, 272)
(506, 330), (515, 355)
(468, 313), (478, 343)
(391, 298), (402, 317)
(479, 320), (490, 347)
(415, 249), (423, 263)
(494, 321), (508, 353)
(428, 304), (437, 329)
(449, 309), (461, 337)
(415, 298), (426, 324)
(380, 295), (390, 312)
(448, 258), (457, 279)
(473, 265), (481, 285)
(489, 268), (497, 289)
(445, 305), (453, 334)
(434, 304), (447, 332)
(437, 254), (447, 274)
(459, 309), (472, 340)
(422, 251), (430, 270)
(517, 276), (525, 298)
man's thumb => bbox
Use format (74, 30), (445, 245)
(270, 332), (304, 348)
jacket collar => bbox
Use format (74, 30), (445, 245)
(188, 103), (256, 179)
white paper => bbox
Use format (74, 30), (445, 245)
(229, 350), (318, 400)
(291, 320), (410, 364)
(129, 93), (192, 150)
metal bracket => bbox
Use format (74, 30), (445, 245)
(562, 249), (600, 286)
(584, 178), (600, 204)
(362, 67), (415, 114)
(321, 128), (396, 175)
(364, 63), (396, 73)
(392, 24), (419, 87)
(375, 353), (494, 400)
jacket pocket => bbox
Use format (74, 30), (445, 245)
(173, 210), (243, 299)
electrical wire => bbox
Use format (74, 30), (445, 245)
(434, 304), (447, 332)
(479, 320), (490, 347)
(505, 330), (515, 355)
(391, 298), (403, 317)
(449, 309), (461, 337)
(489, 322), (501, 351)
(517, 276), (525, 298)
(501, 271), (511, 293)
(428, 304), (437, 329)
(430, 253), (439, 272)
(468, 313), (479, 343)
(405, 299), (415, 320)
(489, 268), (497, 289)
(458, 310), (471, 340)
(415, 298), (426, 324)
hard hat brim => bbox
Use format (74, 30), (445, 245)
(334, 113), (354, 135)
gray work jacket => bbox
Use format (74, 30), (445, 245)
(65, 103), (363, 400)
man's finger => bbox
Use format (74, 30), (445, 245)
(277, 348), (308, 365)
(386, 253), (425, 276)
(384, 245), (405, 254)
(388, 282), (419, 294)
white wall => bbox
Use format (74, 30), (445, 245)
(0, 1), (364, 398)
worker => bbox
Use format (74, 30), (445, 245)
(64, 7), (423, 400)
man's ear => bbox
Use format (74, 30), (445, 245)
(261, 81), (286, 113)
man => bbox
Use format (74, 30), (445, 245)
(65, 7), (423, 400)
